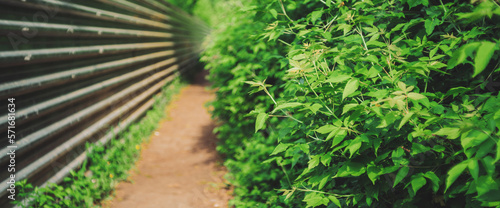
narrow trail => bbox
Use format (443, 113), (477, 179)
(105, 71), (231, 208)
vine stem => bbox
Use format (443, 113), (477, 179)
(357, 26), (369, 51)
(303, 74), (338, 119)
(308, 134), (326, 142)
(295, 187), (353, 198)
(278, 0), (294, 22)
(261, 83), (303, 123)
(262, 87), (278, 105)
(277, 160), (292, 187)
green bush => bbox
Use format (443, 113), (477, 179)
(200, 1), (293, 206)
(202, 0), (500, 207)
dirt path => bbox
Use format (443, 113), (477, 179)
(105, 71), (231, 208)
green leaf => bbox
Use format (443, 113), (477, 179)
(299, 143), (310, 154)
(397, 82), (407, 91)
(399, 112), (414, 130)
(310, 10), (323, 23)
(306, 103), (323, 114)
(343, 79), (359, 100)
(269, 9), (278, 19)
(429, 44), (440, 58)
(326, 127), (340, 141)
(367, 164), (381, 184)
(255, 113), (268, 133)
(411, 175), (427, 194)
(367, 40), (386, 47)
(468, 159), (479, 180)
(331, 129), (347, 148)
(324, 74), (351, 83)
(445, 87), (472, 98)
(304, 192), (329, 207)
(318, 175), (329, 190)
(377, 111), (398, 128)
(348, 137), (362, 158)
(240, 5), (258, 11)
(481, 156), (495, 176)
(273, 102), (303, 113)
(393, 166), (409, 187)
(328, 195), (341, 208)
(445, 161), (468, 192)
(316, 124), (338, 134)
(424, 171), (441, 193)
(336, 162), (366, 177)
(461, 130), (489, 150)
(411, 143), (431, 155)
(271, 143), (291, 155)
(342, 103), (359, 115)
(447, 42), (481, 69)
(308, 155), (321, 169)
(326, 0), (332, 7)
(361, 55), (378, 63)
(320, 154), (332, 167)
(407, 92), (426, 100)
(457, 1), (498, 22)
(424, 19), (438, 35)
(407, 0), (427, 8)
(477, 175), (500, 196)
(434, 127), (460, 139)
(474, 41), (497, 77)
(292, 54), (308, 60)
(496, 139), (500, 162)
(424, 19), (434, 35)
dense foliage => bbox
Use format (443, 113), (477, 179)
(200, 0), (500, 207)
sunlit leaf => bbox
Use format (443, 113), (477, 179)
(343, 79), (359, 100)
(407, 93), (426, 100)
(271, 143), (291, 155)
(310, 10), (323, 23)
(411, 175), (427, 194)
(328, 195), (341, 208)
(303, 192), (329, 207)
(424, 172), (441, 193)
(445, 161), (468, 192)
(316, 124), (338, 134)
(398, 112), (414, 130)
(273, 102), (303, 113)
(255, 113), (268, 133)
(474, 41), (497, 77)
(468, 159), (479, 180)
(434, 127), (460, 139)
(269, 9), (278, 19)
(393, 166), (409, 187)
(424, 18), (438, 35)
(448, 42), (481, 69)
(308, 155), (321, 169)
(367, 164), (381, 184)
(325, 74), (351, 83)
(348, 137), (362, 158)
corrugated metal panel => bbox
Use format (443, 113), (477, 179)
(0, 0), (209, 206)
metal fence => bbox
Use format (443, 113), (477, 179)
(0, 0), (209, 206)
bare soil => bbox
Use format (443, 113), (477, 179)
(104, 71), (231, 208)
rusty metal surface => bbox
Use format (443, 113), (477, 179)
(0, 0), (208, 206)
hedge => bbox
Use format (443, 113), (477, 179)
(201, 0), (500, 207)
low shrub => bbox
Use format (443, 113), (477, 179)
(201, 0), (500, 207)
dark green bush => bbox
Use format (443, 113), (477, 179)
(202, 0), (500, 207)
